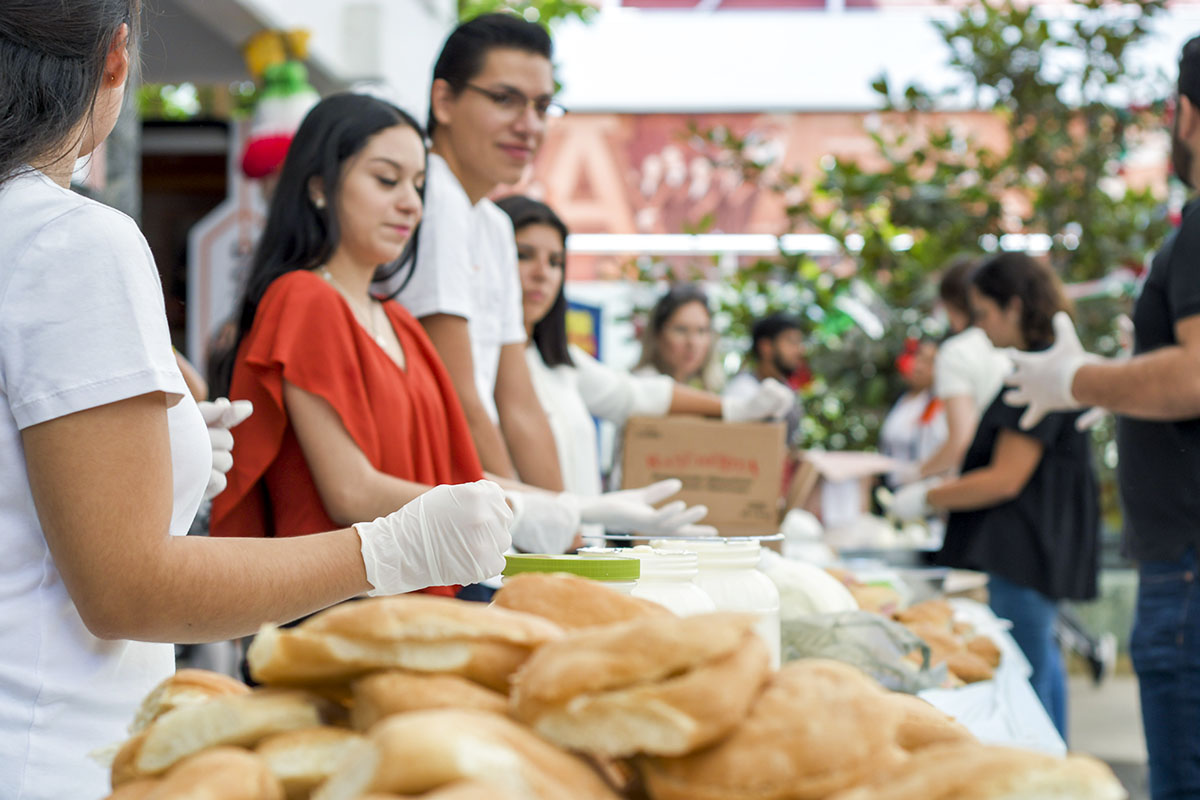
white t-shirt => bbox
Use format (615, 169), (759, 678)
(0, 169), (210, 799)
(526, 344), (674, 497)
(879, 389), (949, 486)
(395, 154), (526, 423)
(933, 327), (1010, 411)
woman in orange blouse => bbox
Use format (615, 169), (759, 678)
(211, 95), (488, 593)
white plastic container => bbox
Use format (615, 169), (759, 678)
(652, 539), (782, 668)
(579, 546), (716, 617)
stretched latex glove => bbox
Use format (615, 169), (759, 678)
(722, 378), (795, 422)
(1075, 315), (1133, 431)
(505, 490), (583, 554)
(356, 480), (512, 595)
(570, 478), (719, 537)
(877, 479), (939, 524)
(197, 398), (254, 501)
(1003, 312), (1102, 430)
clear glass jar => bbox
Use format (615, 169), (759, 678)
(578, 546), (716, 617)
(501, 554), (639, 594)
(652, 539), (781, 668)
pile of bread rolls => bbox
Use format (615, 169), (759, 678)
(102, 574), (1125, 800)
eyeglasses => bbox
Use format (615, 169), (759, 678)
(664, 325), (714, 340)
(463, 84), (565, 121)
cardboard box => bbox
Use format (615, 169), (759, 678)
(621, 416), (786, 536)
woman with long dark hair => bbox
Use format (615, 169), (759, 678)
(497, 195), (793, 499)
(889, 252), (1100, 740)
(0, 9), (509, 795)
(635, 284), (728, 392)
(211, 101), (712, 560)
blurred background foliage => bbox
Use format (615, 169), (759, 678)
(635, 0), (1179, 538)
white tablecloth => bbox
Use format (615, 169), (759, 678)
(918, 598), (1066, 756)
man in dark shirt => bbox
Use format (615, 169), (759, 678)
(1003, 35), (1200, 800)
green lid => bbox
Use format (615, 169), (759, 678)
(503, 554), (639, 581)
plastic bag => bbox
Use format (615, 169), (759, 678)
(780, 610), (948, 693)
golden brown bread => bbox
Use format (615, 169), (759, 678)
(106, 747), (285, 800)
(824, 742), (1127, 800)
(966, 635), (1003, 668)
(903, 621), (964, 664)
(510, 612), (770, 757)
(847, 584), (903, 616)
(112, 690), (335, 786)
(248, 596), (562, 692)
(892, 599), (955, 629)
(255, 726), (364, 799)
(639, 659), (908, 800)
(130, 669), (251, 735)
(350, 671), (509, 731)
(492, 572), (673, 629)
(943, 649), (996, 683)
(311, 709), (622, 800)
(887, 692), (975, 751)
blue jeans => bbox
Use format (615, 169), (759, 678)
(987, 573), (1068, 740)
(1131, 548), (1200, 800)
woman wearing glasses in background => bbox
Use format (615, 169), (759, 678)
(636, 284), (728, 393)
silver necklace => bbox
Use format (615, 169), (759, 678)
(319, 267), (388, 346)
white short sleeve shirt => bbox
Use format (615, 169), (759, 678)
(0, 169), (210, 799)
(933, 326), (1010, 411)
(395, 154), (526, 423)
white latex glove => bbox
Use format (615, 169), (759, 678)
(569, 478), (719, 537)
(1075, 315), (1133, 432)
(721, 378), (795, 422)
(1003, 312), (1103, 430)
(355, 481), (512, 596)
(877, 479), (938, 523)
(197, 398), (254, 501)
(505, 490), (582, 554)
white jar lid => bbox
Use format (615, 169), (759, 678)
(578, 545), (700, 580)
(649, 538), (762, 569)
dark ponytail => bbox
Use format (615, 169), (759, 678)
(0, 0), (140, 185)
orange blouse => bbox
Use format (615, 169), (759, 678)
(211, 270), (484, 596)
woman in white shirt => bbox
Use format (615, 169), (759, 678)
(879, 338), (948, 489)
(0, 6), (509, 795)
(495, 196), (793, 498)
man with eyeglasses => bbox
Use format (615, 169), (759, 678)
(396, 14), (565, 496)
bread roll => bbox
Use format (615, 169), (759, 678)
(966, 635), (1002, 668)
(943, 650), (995, 683)
(130, 669), (251, 735)
(247, 596), (562, 692)
(350, 671), (509, 731)
(640, 659), (907, 800)
(492, 572), (673, 629)
(311, 709), (622, 800)
(106, 747), (285, 800)
(256, 726), (364, 799)
(892, 599), (955, 629)
(887, 693), (975, 751)
(824, 742), (1127, 800)
(112, 690), (334, 785)
(511, 612), (770, 758)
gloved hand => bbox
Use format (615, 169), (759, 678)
(505, 490), (583, 554)
(1003, 312), (1102, 430)
(722, 378), (795, 422)
(570, 479), (719, 537)
(1075, 314), (1132, 431)
(355, 481), (513, 595)
(877, 479), (938, 523)
(197, 398), (254, 501)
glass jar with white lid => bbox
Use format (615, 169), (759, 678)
(651, 538), (781, 668)
(500, 554), (639, 594)
(578, 545), (716, 617)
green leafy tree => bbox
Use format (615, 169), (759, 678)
(458, 0), (598, 27)
(645, 0), (1173, 464)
